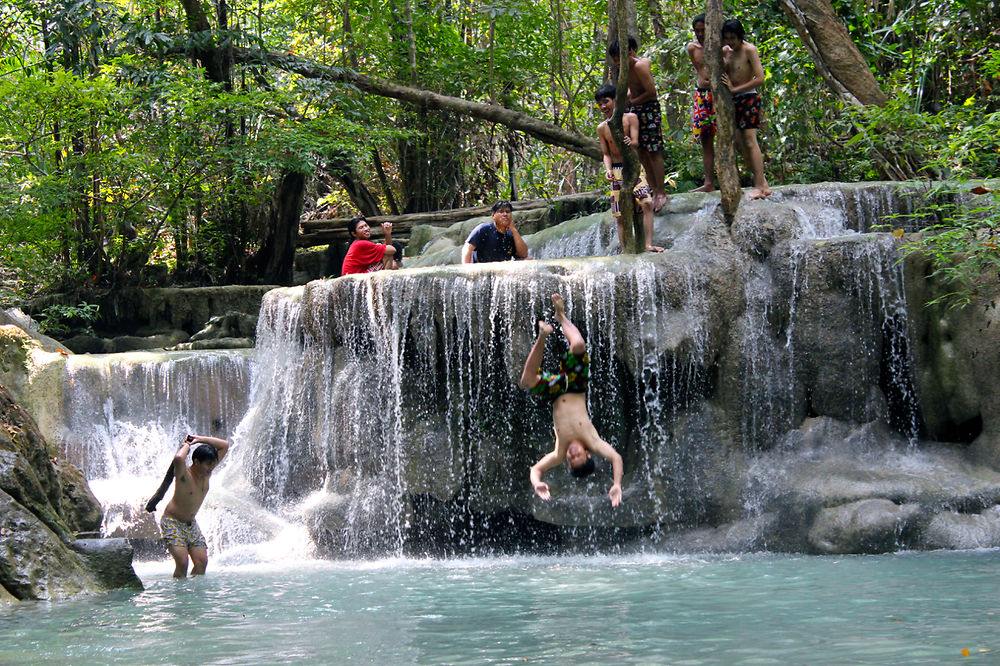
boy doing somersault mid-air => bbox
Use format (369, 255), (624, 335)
(721, 18), (772, 199)
(595, 85), (664, 254)
(520, 293), (624, 507)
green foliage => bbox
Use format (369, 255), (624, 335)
(2, 0), (1000, 302)
(895, 184), (1000, 308)
(37, 301), (101, 337)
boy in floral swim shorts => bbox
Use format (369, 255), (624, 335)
(145, 434), (230, 577)
(608, 35), (668, 211)
(520, 293), (624, 506)
(687, 14), (716, 192)
(721, 18), (772, 199)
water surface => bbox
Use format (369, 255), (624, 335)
(2, 550), (997, 664)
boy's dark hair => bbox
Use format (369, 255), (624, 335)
(569, 456), (596, 478)
(347, 216), (366, 237)
(721, 19), (745, 41)
(692, 13), (705, 29)
(607, 35), (638, 58)
(594, 84), (616, 102)
(192, 443), (219, 464)
(491, 200), (513, 214)
(390, 240), (404, 264)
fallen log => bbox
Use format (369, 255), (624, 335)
(298, 192), (605, 248)
(301, 192), (603, 232)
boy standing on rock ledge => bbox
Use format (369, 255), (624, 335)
(608, 35), (668, 212)
(595, 84), (664, 253)
(722, 19), (772, 200)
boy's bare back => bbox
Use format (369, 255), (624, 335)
(597, 112), (639, 164)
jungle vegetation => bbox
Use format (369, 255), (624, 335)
(0, 0), (997, 303)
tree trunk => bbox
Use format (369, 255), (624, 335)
(248, 170), (306, 284)
(371, 148), (400, 216)
(178, 0), (230, 84)
(778, 0), (888, 107)
(328, 152), (383, 217)
(230, 48), (602, 161)
(704, 0), (741, 223)
(611, 0), (641, 253)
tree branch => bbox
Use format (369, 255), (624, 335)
(229, 47), (602, 161)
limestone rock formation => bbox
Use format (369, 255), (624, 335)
(0, 381), (141, 601)
(225, 182), (1000, 557)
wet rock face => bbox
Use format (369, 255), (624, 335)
(236, 183), (971, 556)
(905, 253), (1000, 468)
(0, 382), (141, 601)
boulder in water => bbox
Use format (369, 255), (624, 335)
(919, 506), (1000, 549)
(69, 538), (143, 590)
(807, 499), (924, 554)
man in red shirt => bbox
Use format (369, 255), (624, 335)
(341, 216), (402, 275)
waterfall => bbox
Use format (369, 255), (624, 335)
(55, 350), (263, 556)
(225, 256), (720, 556)
(44, 182), (956, 559)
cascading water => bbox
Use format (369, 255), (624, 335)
(47, 182), (964, 561)
(225, 254), (723, 557)
(54, 349), (279, 557)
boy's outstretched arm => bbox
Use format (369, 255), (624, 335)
(587, 438), (624, 507)
(530, 450), (564, 500)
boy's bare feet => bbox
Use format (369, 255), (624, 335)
(538, 320), (553, 336)
(747, 187), (772, 200)
(646, 245), (665, 253)
(691, 184), (715, 193)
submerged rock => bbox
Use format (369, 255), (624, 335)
(919, 506), (1000, 549)
(807, 499), (923, 554)
(69, 538), (143, 590)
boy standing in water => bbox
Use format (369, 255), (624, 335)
(595, 84), (664, 253)
(722, 19), (772, 199)
(155, 435), (230, 577)
(687, 14), (716, 192)
(608, 36), (668, 212)
(520, 294), (624, 507)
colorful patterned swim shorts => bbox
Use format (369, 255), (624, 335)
(692, 88), (716, 139)
(609, 164), (654, 219)
(734, 91), (762, 130)
(160, 515), (207, 549)
(627, 99), (665, 153)
(530, 350), (590, 402)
